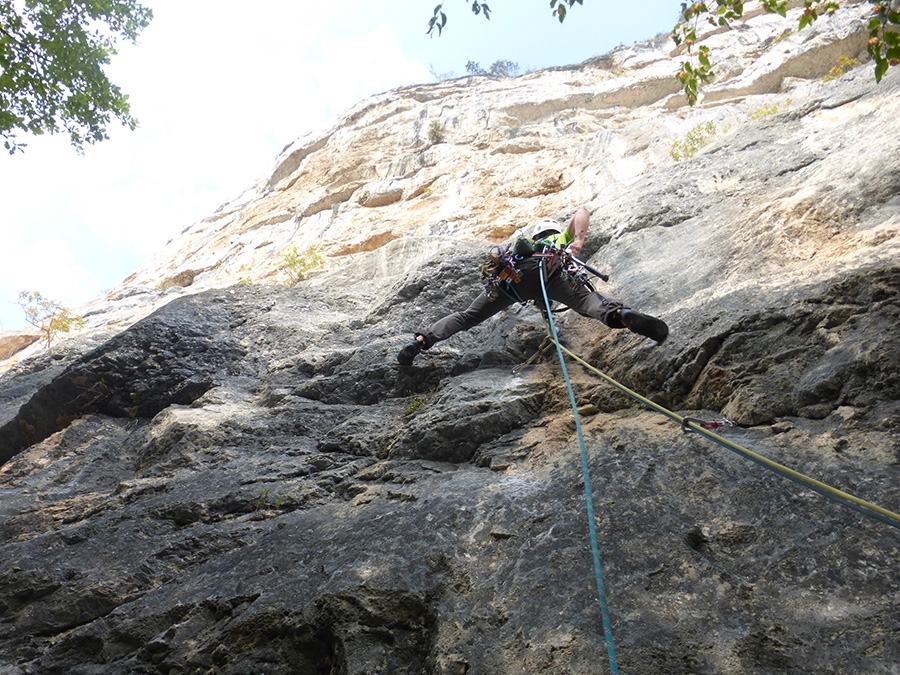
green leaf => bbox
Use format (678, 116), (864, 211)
(0, 0), (152, 152)
(875, 58), (888, 82)
(799, 12), (814, 31)
(427, 8), (447, 36)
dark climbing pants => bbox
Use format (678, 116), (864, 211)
(418, 259), (627, 349)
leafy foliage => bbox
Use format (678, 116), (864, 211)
(748, 101), (781, 119)
(670, 120), (717, 161)
(254, 489), (285, 513)
(425, 2), (900, 105)
(282, 246), (324, 285)
(428, 0), (583, 35)
(549, 0), (585, 23)
(0, 0), (153, 154)
(427, 120), (446, 144)
(465, 59), (520, 77)
(823, 54), (860, 81)
(17, 291), (85, 347)
(866, 2), (900, 82)
(428, 1), (491, 36)
(403, 396), (426, 417)
(673, 1), (899, 104)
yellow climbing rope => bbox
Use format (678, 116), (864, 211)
(542, 335), (900, 530)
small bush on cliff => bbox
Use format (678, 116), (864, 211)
(823, 54), (860, 81)
(749, 102), (780, 120)
(403, 396), (426, 417)
(670, 121), (717, 162)
(428, 121), (446, 145)
(282, 246), (324, 285)
(17, 291), (85, 347)
(465, 59), (520, 77)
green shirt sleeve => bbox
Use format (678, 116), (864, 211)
(535, 229), (572, 248)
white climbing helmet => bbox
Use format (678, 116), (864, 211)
(531, 218), (561, 240)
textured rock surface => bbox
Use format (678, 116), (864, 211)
(1, 3), (899, 673)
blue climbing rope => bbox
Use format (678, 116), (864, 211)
(538, 261), (619, 675)
(547, 339), (900, 531)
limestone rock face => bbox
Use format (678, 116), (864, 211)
(1, 3), (899, 674)
(0, 332), (39, 361)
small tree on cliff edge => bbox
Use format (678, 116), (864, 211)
(17, 291), (85, 348)
(0, 0), (153, 154)
(427, 1), (900, 105)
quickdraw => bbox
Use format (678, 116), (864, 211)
(511, 336), (554, 374)
(681, 416), (738, 433)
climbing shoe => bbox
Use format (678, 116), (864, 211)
(619, 309), (669, 345)
(397, 340), (423, 365)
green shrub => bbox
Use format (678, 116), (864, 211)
(403, 397), (426, 417)
(488, 59), (519, 77)
(823, 54), (860, 82)
(254, 489), (286, 514)
(749, 102), (780, 120)
(427, 120), (445, 145)
(466, 60), (520, 77)
(282, 246), (324, 285)
(670, 121), (717, 162)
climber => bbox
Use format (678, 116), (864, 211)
(397, 206), (668, 365)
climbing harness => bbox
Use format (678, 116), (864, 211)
(537, 259), (619, 675)
(533, 240), (610, 286)
(510, 247), (610, 374)
(533, 243), (606, 292)
(482, 237), (611, 306)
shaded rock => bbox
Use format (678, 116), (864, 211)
(0, 288), (268, 464)
(389, 370), (547, 463)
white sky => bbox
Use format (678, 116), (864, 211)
(0, 0), (679, 332)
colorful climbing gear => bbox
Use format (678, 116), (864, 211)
(480, 243), (523, 299)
